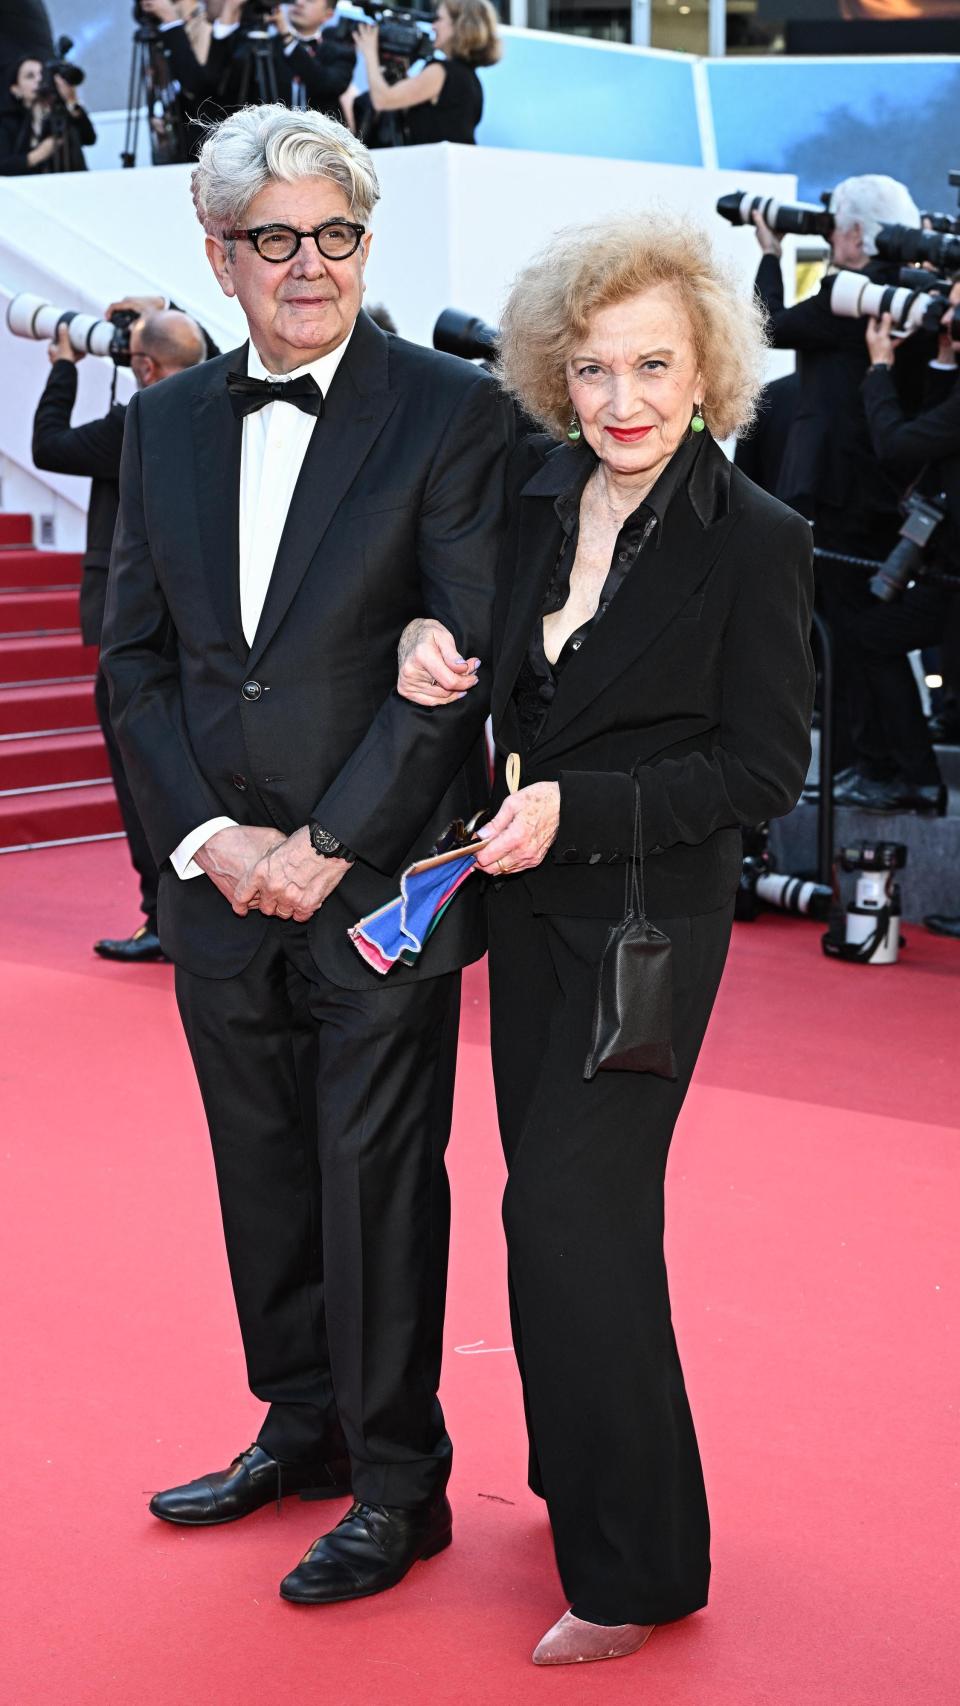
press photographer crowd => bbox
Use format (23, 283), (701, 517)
(0, 0), (502, 172)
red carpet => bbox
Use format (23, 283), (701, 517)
(1, 840), (958, 1706)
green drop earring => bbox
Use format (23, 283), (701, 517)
(567, 413), (581, 443)
(691, 402), (706, 434)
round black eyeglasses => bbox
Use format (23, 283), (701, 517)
(223, 220), (366, 264)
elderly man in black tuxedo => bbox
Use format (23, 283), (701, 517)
(101, 104), (509, 1604)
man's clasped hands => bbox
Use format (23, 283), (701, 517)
(195, 825), (352, 923)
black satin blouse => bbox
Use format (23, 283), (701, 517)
(513, 430), (704, 751)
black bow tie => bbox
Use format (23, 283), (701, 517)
(226, 371), (324, 420)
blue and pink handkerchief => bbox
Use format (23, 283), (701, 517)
(349, 842), (484, 974)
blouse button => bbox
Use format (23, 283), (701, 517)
(617, 549), (630, 562)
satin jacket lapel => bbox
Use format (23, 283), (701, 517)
(246, 314), (399, 672)
(536, 473), (739, 754)
(191, 346), (247, 664)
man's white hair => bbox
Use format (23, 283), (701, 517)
(830, 174), (920, 258)
(191, 104), (380, 235)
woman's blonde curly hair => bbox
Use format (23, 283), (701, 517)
(498, 213), (769, 442)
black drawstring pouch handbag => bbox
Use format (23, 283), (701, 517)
(583, 778), (678, 1082)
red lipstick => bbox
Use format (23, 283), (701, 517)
(605, 425), (654, 442)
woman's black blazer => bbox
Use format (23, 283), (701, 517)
(489, 431), (816, 919)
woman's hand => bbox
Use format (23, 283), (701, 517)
(866, 312), (896, 367)
(476, 783), (560, 874)
(397, 618), (480, 706)
(28, 136), (56, 168)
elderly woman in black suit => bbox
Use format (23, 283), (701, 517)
(398, 216), (815, 1666)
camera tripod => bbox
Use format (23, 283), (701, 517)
(121, 22), (191, 168)
(231, 28), (282, 107)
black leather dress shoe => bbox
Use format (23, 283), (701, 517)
(924, 914), (960, 939)
(94, 925), (167, 962)
(279, 1495), (452, 1604)
(843, 779), (947, 815)
(149, 1443), (351, 1526)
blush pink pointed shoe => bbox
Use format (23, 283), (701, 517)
(531, 1610), (656, 1665)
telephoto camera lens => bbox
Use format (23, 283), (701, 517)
(715, 192), (834, 238)
(875, 223), (960, 271)
(433, 309), (499, 362)
(830, 270), (942, 337)
(6, 294), (132, 364)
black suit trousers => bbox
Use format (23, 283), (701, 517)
(174, 920), (461, 1505)
(488, 878), (734, 1625)
(94, 668), (159, 927)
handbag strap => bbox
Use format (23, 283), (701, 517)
(624, 776), (647, 921)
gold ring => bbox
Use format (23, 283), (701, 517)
(496, 857), (507, 874)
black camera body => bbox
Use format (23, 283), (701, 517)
(106, 308), (139, 368)
(330, 3), (435, 72)
(239, 0), (275, 27)
(37, 34), (85, 103)
(838, 841), (907, 875)
(869, 492), (948, 603)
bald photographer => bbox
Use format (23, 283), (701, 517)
(32, 303), (209, 962)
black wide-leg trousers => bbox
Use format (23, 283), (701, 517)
(174, 921), (461, 1508)
(488, 879), (734, 1626)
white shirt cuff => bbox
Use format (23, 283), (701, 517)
(929, 360), (958, 371)
(170, 816), (238, 880)
(212, 21), (240, 37)
(158, 19), (183, 29)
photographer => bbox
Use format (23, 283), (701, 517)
(134, 3), (216, 144)
(0, 52), (95, 175)
(31, 302), (208, 962)
(831, 288), (960, 824)
(354, 0), (500, 146)
(753, 173), (933, 787)
(191, 0), (354, 119)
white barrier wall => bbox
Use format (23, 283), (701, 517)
(0, 143), (796, 537)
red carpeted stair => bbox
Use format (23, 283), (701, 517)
(0, 515), (121, 850)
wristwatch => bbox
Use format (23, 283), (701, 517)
(309, 821), (356, 863)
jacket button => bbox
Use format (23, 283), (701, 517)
(241, 680), (262, 702)
(232, 774), (247, 791)
(561, 847), (578, 864)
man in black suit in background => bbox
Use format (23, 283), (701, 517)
(752, 173), (933, 787)
(101, 105), (509, 1604)
(32, 305), (207, 961)
(142, 0), (353, 121)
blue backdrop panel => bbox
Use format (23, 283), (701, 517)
(478, 37), (702, 166)
(707, 58), (960, 215)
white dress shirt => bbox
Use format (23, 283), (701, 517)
(170, 330), (353, 879)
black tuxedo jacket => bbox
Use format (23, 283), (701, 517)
(101, 311), (511, 986)
(755, 254), (933, 546)
(31, 361), (125, 645)
(489, 432), (815, 920)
